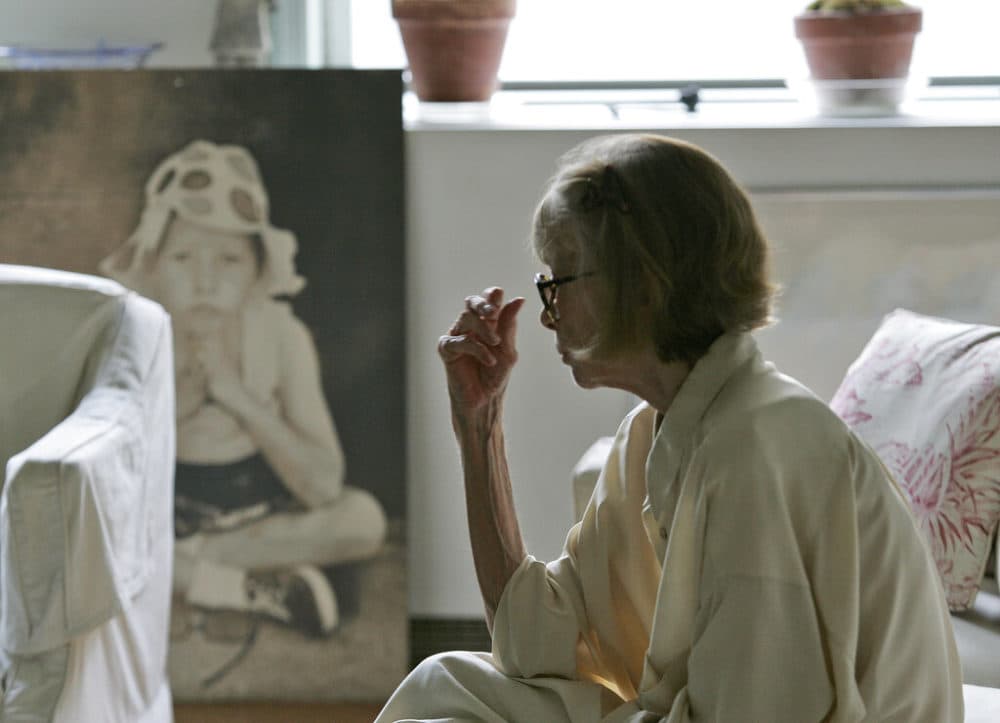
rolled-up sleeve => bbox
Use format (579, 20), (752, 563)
(491, 405), (662, 696)
(491, 552), (586, 679)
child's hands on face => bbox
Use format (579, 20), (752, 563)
(173, 307), (240, 339)
(194, 334), (247, 412)
(176, 368), (208, 421)
(174, 334), (209, 421)
(172, 326), (247, 419)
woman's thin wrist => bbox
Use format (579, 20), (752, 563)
(451, 397), (503, 438)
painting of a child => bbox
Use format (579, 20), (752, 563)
(101, 140), (387, 638)
(0, 68), (405, 701)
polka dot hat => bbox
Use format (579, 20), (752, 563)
(100, 140), (305, 297)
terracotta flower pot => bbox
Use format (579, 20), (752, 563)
(392, 0), (516, 102)
(794, 7), (922, 80)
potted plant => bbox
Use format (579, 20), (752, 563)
(794, 0), (923, 113)
(795, 0), (922, 80)
(392, 0), (516, 103)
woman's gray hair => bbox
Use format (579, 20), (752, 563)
(531, 133), (778, 365)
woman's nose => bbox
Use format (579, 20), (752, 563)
(540, 307), (556, 330)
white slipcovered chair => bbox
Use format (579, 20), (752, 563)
(0, 265), (175, 722)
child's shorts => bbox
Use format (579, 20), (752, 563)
(174, 454), (299, 538)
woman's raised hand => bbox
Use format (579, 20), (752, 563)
(438, 287), (525, 413)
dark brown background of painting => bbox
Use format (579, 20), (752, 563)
(0, 69), (406, 519)
(0, 69), (407, 701)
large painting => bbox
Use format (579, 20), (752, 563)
(0, 69), (406, 702)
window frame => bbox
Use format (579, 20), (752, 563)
(327, 0), (1000, 92)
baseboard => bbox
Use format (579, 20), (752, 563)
(409, 617), (491, 669)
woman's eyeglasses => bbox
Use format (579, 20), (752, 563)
(534, 271), (595, 323)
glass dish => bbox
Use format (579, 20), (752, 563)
(0, 42), (163, 69)
(788, 75), (928, 118)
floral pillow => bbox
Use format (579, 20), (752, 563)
(830, 309), (1000, 611)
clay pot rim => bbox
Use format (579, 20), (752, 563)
(392, 0), (516, 21)
(795, 6), (922, 38)
(795, 6), (922, 18)
(395, 17), (513, 29)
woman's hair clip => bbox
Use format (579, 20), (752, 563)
(580, 165), (631, 214)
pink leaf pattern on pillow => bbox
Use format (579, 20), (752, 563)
(875, 441), (947, 523)
(830, 389), (872, 426)
(830, 311), (1000, 610)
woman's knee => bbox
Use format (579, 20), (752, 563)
(378, 652), (498, 722)
(409, 651), (499, 689)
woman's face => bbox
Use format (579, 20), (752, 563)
(152, 215), (260, 335)
(539, 248), (606, 389)
(540, 240), (661, 394)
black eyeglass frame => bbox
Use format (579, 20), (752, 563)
(534, 271), (596, 323)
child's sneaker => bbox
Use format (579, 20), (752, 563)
(245, 564), (339, 638)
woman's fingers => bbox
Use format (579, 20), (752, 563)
(438, 332), (497, 366)
(449, 288), (506, 342)
(467, 287), (504, 315)
(449, 310), (501, 345)
(439, 287), (526, 367)
(496, 297), (526, 348)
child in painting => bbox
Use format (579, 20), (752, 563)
(100, 140), (387, 637)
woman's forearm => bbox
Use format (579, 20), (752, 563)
(453, 400), (527, 632)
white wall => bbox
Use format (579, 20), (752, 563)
(1, 0), (216, 66)
(753, 191), (1000, 402)
(404, 130), (638, 616)
(403, 122), (1000, 616)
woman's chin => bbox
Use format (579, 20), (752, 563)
(560, 350), (607, 389)
(569, 365), (600, 389)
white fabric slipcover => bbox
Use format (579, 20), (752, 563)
(0, 264), (174, 723)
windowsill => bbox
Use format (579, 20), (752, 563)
(403, 85), (1000, 132)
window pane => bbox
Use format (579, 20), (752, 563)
(351, 1), (1000, 81)
(502, 0), (805, 81)
(920, 1), (1000, 78)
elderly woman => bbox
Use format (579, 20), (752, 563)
(377, 134), (963, 722)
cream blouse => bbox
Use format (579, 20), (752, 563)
(491, 332), (964, 722)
